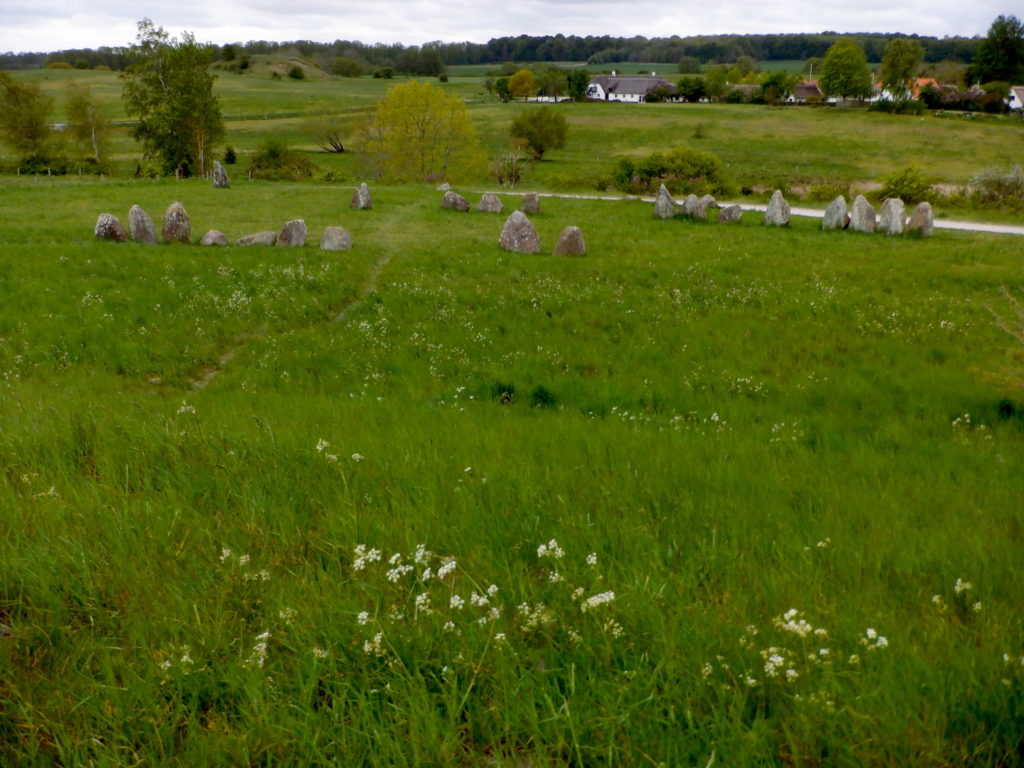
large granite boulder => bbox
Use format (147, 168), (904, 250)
(906, 202), (934, 237)
(128, 205), (157, 244)
(212, 161), (229, 188)
(764, 190), (790, 226)
(653, 184), (677, 219)
(553, 226), (586, 256)
(477, 193), (503, 213)
(441, 190), (470, 212)
(162, 201), (191, 243)
(878, 198), (906, 235)
(236, 231), (278, 246)
(499, 211), (540, 254)
(718, 205), (743, 224)
(850, 195), (876, 233)
(822, 196), (850, 230)
(682, 194), (707, 220)
(278, 219), (307, 247)
(200, 230), (229, 246)
(350, 183), (372, 210)
(521, 192), (541, 214)
(320, 226), (353, 250)
(95, 214), (127, 242)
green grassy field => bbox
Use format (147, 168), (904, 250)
(7, 66), (1024, 219)
(1, 175), (1023, 765)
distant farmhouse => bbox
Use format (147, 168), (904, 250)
(586, 73), (676, 103)
(1009, 86), (1024, 111)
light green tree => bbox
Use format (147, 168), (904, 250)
(881, 38), (924, 102)
(818, 39), (873, 104)
(121, 19), (224, 176)
(0, 72), (55, 165)
(65, 83), (111, 164)
(510, 108), (568, 160)
(362, 80), (482, 183)
(508, 69), (537, 100)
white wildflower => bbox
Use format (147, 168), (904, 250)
(586, 552), (598, 566)
(315, 439), (329, 453)
(351, 453), (364, 462)
(581, 591), (615, 612)
(437, 559), (457, 579)
(449, 594), (465, 610)
(954, 578), (973, 595)
(537, 539), (565, 559)
(357, 611), (371, 626)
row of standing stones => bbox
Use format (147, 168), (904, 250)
(653, 184), (935, 237)
(437, 184), (585, 257)
(94, 181), (586, 256)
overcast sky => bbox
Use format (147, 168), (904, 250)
(0, 0), (1010, 54)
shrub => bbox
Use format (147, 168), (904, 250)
(45, 61), (73, 69)
(878, 165), (937, 204)
(248, 138), (318, 181)
(972, 166), (1024, 205)
(607, 146), (725, 196)
(491, 150), (528, 187)
(223, 146), (237, 165)
(510, 108), (568, 160)
(288, 65), (305, 80)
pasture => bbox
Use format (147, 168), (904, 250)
(1, 173), (1023, 765)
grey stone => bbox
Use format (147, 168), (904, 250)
(441, 190), (469, 212)
(477, 193), (504, 213)
(521, 192), (541, 214)
(95, 213), (127, 242)
(278, 219), (307, 247)
(236, 231), (278, 246)
(162, 201), (191, 243)
(718, 205), (743, 224)
(850, 195), (876, 233)
(699, 194), (718, 210)
(553, 226), (586, 256)
(822, 195), (850, 230)
(436, 182), (452, 192)
(878, 198), (906, 235)
(682, 194), (707, 220)
(653, 184), (677, 219)
(320, 226), (353, 250)
(350, 182), (372, 210)
(499, 211), (541, 254)
(906, 202), (934, 237)
(200, 230), (229, 246)
(128, 205), (157, 244)
(212, 160), (229, 188)
(764, 190), (790, 226)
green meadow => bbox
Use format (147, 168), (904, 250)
(1, 64), (1024, 766)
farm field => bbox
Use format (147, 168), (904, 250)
(5, 67), (1024, 223)
(1, 177), (1023, 765)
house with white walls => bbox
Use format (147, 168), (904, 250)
(586, 73), (676, 103)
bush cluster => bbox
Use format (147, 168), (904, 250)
(605, 146), (726, 196)
(247, 138), (319, 181)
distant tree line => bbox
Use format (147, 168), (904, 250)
(1, 31), (984, 72)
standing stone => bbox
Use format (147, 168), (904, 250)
(499, 211), (540, 254)
(850, 195), (876, 234)
(878, 198), (906, 235)
(236, 231), (278, 246)
(95, 214), (127, 242)
(436, 182), (452, 192)
(441, 190), (470, 212)
(821, 196), (850, 231)
(350, 183), (372, 210)
(320, 226), (353, 250)
(906, 202), (934, 237)
(477, 193), (504, 213)
(682, 194), (707, 220)
(763, 190), (790, 226)
(699, 194), (718, 210)
(212, 160), (229, 188)
(718, 205), (743, 224)
(162, 201), (191, 243)
(521, 192), (541, 214)
(200, 230), (229, 246)
(653, 184), (677, 219)
(278, 219), (307, 247)
(553, 226), (586, 257)
(128, 205), (157, 244)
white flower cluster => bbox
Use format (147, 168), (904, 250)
(581, 591), (616, 612)
(537, 539), (565, 559)
(860, 627), (889, 651)
(244, 631), (271, 669)
(353, 545), (382, 571)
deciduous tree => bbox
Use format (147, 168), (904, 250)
(818, 39), (873, 104)
(509, 107), (568, 160)
(362, 79), (482, 182)
(968, 14), (1024, 84)
(508, 69), (537, 100)
(121, 19), (224, 177)
(0, 72), (55, 164)
(65, 83), (111, 164)
(881, 38), (924, 102)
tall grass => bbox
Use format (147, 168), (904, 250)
(1, 178), (1023, 764)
